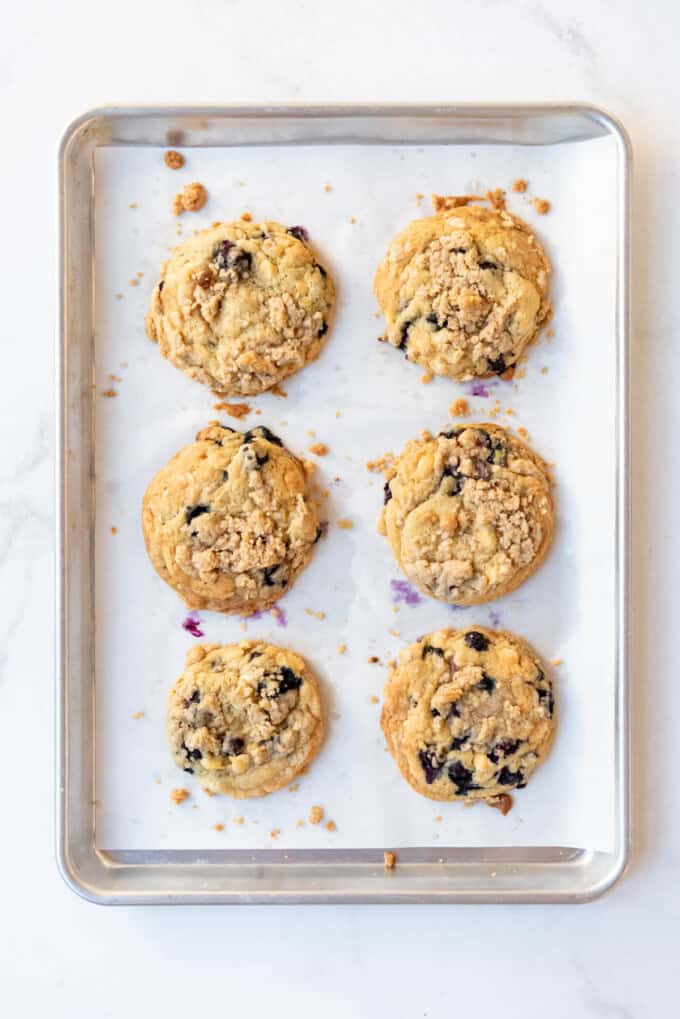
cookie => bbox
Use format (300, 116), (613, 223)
(374, 203), (550, 380)
(380, 424), (554, 605)
(146, 220), (335, 395)
(168, 641), (325, 797)
(381, 626), (554, 804)
(142, 423), (320, 613)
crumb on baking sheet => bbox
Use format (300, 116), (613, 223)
(164, 150), (185, 170)
(486, 188), (506, 210)
(421, 372), (433, 384)
(369, 695), (380, 704)
(512, 179), (528, 193)
(325, 820), (336, 832)
(173, 181), (208, 215)
(170, 788), (190, 805)
(309, 805), (324, 825)
(213, 401), (251, 418)
(337, 518), (353, 529)
(432, 193), (483, 211)
(128, 278), (138, 287)
(309, 442), (329, 456)
(214, 823), (225, 832)
(368, 656), (379, 665)
(449, 398), (469, 417)
(270, 383), (288, 398)
(241, 211), (252, 222)
(337, 643), (347, 655)
(488, 793), (513, 816)
(366, 453), (394, 474)
(110, 526), (118, 535)
(131, 711), (144, 720)
(383, 851), (397, 870)
(233, 816), (245, 825)
(269, 828), (281, 840)
(533, 197), (550, 215)
(551, 657), (564, 666)
(102, 388), (117, 398)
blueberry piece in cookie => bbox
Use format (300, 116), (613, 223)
(167, 641), (325, 797)
(381, 626), (555, 805)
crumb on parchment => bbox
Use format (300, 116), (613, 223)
(488, 794), (513, 816)
(366, 453), (394, 474)
(309, 805), (324, 825)
(517, 426), (529, 439)
(432, 193), (483, 212)
(434, 815), (442, 822)
(337, 643), (347, 655)
(309, 442), (329, 456)
(269, 828), (281, 840)
(369, 695), (380, 704)
(541, 366), (549, 375)
(288, 783), (300, 793)
(131, 711), (144, 719)
(173, 181), (208, 215)
(324, 183), (333, 192)
(214, 823), (224, 832)
(241, 211), (252, 221)
(384, 851), (397, 870)
(102, 388), (117, 398)
(129, 202), (137, 209)
(546, 329), (555, 339)
(110, 526), (118, 535)
(486, 188), (506, 210)
(128, 278), (138, 287)
(512, 179), (528, 193)
(337, 518), (353, 530)
(296, 819), (305, 828)
(551, 657), (564, 666)
(270, 383), (288, 398)
(170, 788), (190, 805)
(325, 820), (336, 832)
(213, 401), (251, 418)
(449, 398), (469, 417)
(533, 197), (550, 215)
(233, 816), (245, 825)
(349, 216), (356, 224)
(203, 787), (216, 796)
(368, 656), (379, 665)
(164, 150), (185, 170)
(421, 372), (433, 385)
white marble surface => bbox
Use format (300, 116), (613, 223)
(1, 0), (678, 1015)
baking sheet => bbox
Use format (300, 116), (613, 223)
(93, 137), (618, 852)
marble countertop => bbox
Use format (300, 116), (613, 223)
(1, 0), (677, 1015)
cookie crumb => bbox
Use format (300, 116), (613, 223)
(136, 271), (144, 278)
(109, 373), (122, 383)
(432, 193), (483, 212)
(129, 202), (137, 209)
(164, 150), (185, 170)
(415, 192), (424, 204)
(349, 216), (356, 224)
(214, 823), (225, 832)
(421, 372), (433, 385)
(546, 329), (555, 339)
(505, 408), (515, 417)
(203, 788), (216, 797)
(232, 816), (245, 825)
(240, 211), (252, 222)
(369, 695), (380, 704)
(324, 183), (333, 192)
(170, 788), (190, 805)
(270, 383), (288, 398)
(302, 459), (317, 476)
(325, 820), (336, 832)
(368, 656), (379, 664)
(337, 518), (353, 530)
(288, 783), (300, 793)
(128, 278), (138, 287)
(131, 711), (144, 720)
(309, 805), (324, 825)
(540, 366), (549, 375)
(101, 388), (117, 398)
(517, 426), (529, 439)
(434, 815), (442, 822)
(512, 179), (528, 193)
(213, 401), (251, 418)
(488, 793), (513, 816)
(335, 410), (342, 418)
(337, 643), (347, 655)
(533, 197), (550, 215)
(309, 442), (329, 456)
(383, 851), (397, 870)
(115, 293), (123, 300)
(110, 526), (118, 535)
(486, 188), (506, 210)
(488, 399), (501, 418)
(173, 182), (208, 215)
(449, 398), (469, 417)
(269, 828), (281, 840)
(551, 657), (564, 666)
(366, 453), (394, 474)
(296, 819), (305, 828)
(388, 628), (400, 638)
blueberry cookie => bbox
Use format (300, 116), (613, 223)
(142, 423), (320, 613)
(380, 424), (554, 605)
(146, 220), (335, 395)
(374, 203), (551, 380)
(381, 627), (554, 804)
(168, 641), (325, 797)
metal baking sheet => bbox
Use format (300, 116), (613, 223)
(56, 105), (631, 903)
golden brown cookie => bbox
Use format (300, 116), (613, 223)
(168, 641), (325, 797)
(380, 424), (554, 605)
(381, 627), (554, 804)
(374, 203), (550, 380)
(142, 423), (320, 613)
(146, 220), (335, 395)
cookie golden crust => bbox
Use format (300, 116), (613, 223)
(374, 204), (551, 381)
(142, 424), (320, 613)
(146, 220), (335, 396)
(380, 424), (554, 606)
(168, 641), (325, 797)
(381, 627), (555, 803)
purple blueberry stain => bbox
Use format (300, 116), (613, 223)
(182, 612), (204, 638)
(466, 380), (498, 398)
(390, 579), (422, 607)
(488, 609), (501, 627)
(273, 605), (288, 628)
